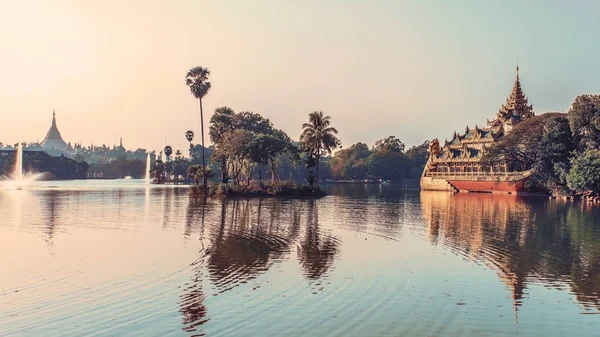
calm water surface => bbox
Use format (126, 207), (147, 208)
(1, 181), (600, 336)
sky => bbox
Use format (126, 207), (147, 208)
(1, 0), (599, 154)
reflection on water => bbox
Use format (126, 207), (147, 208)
(1, 182), (600, 336)
(298, 199), (339, 281)
(421, 192), (600, 315)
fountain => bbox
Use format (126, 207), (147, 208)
(14, 143), (24, 181)
(0, 144), (44, 189)
(145, 152), (151, 184)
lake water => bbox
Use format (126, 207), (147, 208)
(1, 180), (599, 336)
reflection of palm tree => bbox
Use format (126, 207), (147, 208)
(180, 242), (209, 335)
(297, 199), (339, 280)
(180, 196), (209, 335)
(205, 199), (293, 292)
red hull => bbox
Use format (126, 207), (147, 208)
(447, 179), (526, 193)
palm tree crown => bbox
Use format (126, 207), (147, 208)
(185, 130), (195, 143)
(300, 111), (340, 156)
(185, 67), (211, 99)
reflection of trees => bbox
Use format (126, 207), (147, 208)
(179, 196), (209, 336)
(204, 199), (296, 292)
(421, 192), (600, 315)
(184, 197), (207, 238)
(179, 197), (341, 333)
(298, 199), (339, 280)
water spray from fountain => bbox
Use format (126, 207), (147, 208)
(1, 143), (44, 189)
(145, 152), (151, 184)
(14, 143), (24, 181)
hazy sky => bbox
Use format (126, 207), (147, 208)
(1, 0), (599, 153)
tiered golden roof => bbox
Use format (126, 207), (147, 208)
(425, 66), (535, 171)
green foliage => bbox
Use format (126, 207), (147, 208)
(406, 141), (430, 179)
(208, 108), (298, 186)
(373, 136), (405, 153)
(535, 116), (575, 194)
(567, 149), (600, 195)
(89, 158), (145, 179)
(185, 67), (211, 99)
(568, 95), (600, 151)
(366, 150), (411, 181)
(329, 138), (421, 182)
(187, 164), (213, 186)
(300, 111), (341, 184)
(483, 113), (564, 170)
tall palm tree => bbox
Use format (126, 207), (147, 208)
(300, 111), (341, 183)
(185, 66), (212, 190)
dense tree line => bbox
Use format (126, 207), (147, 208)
(483, 95), (600, 196)
(329, 137), (429, 182)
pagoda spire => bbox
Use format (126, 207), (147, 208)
(498, 64), (534, 120)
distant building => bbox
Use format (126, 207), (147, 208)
(41, 111), (71, 156)
(421, 66), (535, 193)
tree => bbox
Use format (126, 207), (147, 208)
(568, 95), (600, 151)
(483, 113), (564, 171)
(567, 149), (600, 195)
(300, 111), (341, 184)
(535, 116), (575, 194)
(164, 146), (173, 161)
(367, 150), (411, 181)
(209, 106), (235, 183)
(483, 113), (572, 192)
(373, 136), (405, 153)
(246, 132), (293, 184)
(406, 141), (430, 179)
(185, 130), (194, 157)
(329, 142), (370, 180)
(185, 66), (212, 190)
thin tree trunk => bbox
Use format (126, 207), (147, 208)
(221, 157), (227, 184)
(271, 161), (276, 185)
(199, 99), (206, 190)
(316, 153), (320, 184)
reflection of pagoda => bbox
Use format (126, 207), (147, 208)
(421, 66), (535, 193)
(41, 111), (70, 155)
(420, 192), (534, 317)
(421, 191), (600, 315)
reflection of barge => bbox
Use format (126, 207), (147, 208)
(421, 66), (534, 194)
